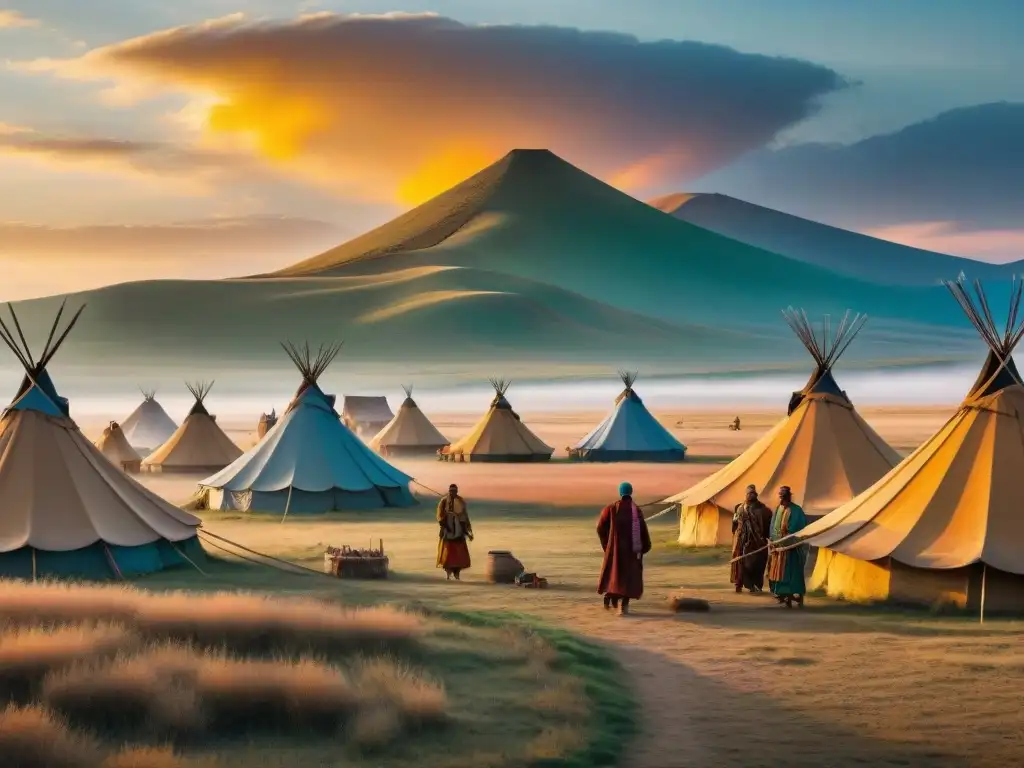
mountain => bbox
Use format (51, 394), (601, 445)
(273, 149), (961, 331)
(8, 149), (983, 389)
(650, 192), (1020, 286)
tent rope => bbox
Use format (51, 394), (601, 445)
(198, 529), (331, 578)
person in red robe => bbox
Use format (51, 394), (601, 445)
(597, 481), (652, 616)
(436, 484), (473, 580)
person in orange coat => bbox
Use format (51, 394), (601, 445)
(597, 481), (652, 615)
(437, 483), (473, 580)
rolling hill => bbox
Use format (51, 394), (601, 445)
(8, 148), (986, 388)
(273, 149), (963, 330)
(651, 192), (1021, 286)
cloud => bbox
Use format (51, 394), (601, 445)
(0, 127), (265, 190)
(0, 215), (346, 301)
(863, 221), (1024, 264)
(0, 9), (38, 28)
(694, 102), (1024, 232)
(14, 13), (847, 203)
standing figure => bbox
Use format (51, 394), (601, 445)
(730, 484), (773, 593)
(597, 481), (652, 616)
(767, 486), (808, 607)
(437, 483), (473, 580)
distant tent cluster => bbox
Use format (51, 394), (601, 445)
(0, 301), (203, 580)
(665, 308), (900, 546)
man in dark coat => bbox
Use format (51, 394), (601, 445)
(597, 481), (652, 616)
(730, 484), (773, 593)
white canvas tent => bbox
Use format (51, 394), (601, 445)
(665, 309), (900, 546)
(120, 388), (177, 452)
(142, 381), (241, 474)
(0, 300), (203, 579)
(370, 385), (448, 457)
(199, 342), (416, 513)
(775, 277), (1024, 612)
(569, 371), (686, 462)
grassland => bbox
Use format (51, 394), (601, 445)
(0, 578), (620, 767)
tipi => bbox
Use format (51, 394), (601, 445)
(342, 395), (394, 438)
(257, 408), (277, 438)
(121, 388), (177, 452)
(142, 381), (241, 474)
(441, 379), (553, 462)
(778, 278), (1024, 612)
(666, 309), (900, 546)
(198, 342), (417, 512)
(569, 371), (686, 462)
(370, 385), (448, 457)
(0, 301), (203, 579)
(95, 421), (142, 473)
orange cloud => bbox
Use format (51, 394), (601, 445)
(0, 9), (38, 28)
(864, 221), (1024, 263)
(16, 14), (845, 203)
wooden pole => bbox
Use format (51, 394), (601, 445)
(31, 547), (36, 583)
(980, 563), (988, 625)
(280, 485), (294, 523)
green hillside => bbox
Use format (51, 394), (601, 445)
(275, 149), (960, 330)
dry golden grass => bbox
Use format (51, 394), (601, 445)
(0, 703), (103, 768)
(0, 624), (132, 700)
(132, 591), (422, 655)
(0, 580), (138, 626)
(101, 746), (190, 768)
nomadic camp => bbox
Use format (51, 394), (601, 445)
(569, 371), (686, 462)
(120, 387), (177, 452)
(780, 278), (1024, 612)
(142, 381), (242, 474)
(94, 421), (142, 473)
(666, 309), (900, 546)
(257, 408), (277, 438)
(441, 379), (553, 462)
(198, 342), (416, 512)
(370, 385), (448, 457)
(342, 395), (394, 438)
(0, 301), (203, 579)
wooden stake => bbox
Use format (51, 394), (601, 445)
(280, 485), (294, 523)
(980, 562), (988, 624)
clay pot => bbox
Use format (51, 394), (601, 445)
(486, 550), (524, 584)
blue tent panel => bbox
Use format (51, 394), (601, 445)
(0, 536), (205, 581)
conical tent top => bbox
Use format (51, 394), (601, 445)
(401, 384), (416, 408)
(186, 380), (214, 417)
(782, 307), (866, 403)
(944, 274), (1024, 401)
(615, 370), (641, 404)
(281, 340), (342, 403)
(139, 386), (157, 402)
(0, 298), (85, 418)
(488, 377), (512, 409)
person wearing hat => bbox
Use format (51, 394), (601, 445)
(730, 484), (773, 593)
(596, 481), (652, 616)
(767, 486), (808, 607)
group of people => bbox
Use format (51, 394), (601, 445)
(730, 484), (808, 608)
(434, 479), (808, 614)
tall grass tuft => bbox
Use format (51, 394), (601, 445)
(0, 703), (103, 768)
(0, 580), (137, 626)
(133, 592), (422, 655)
(0, 624), (132, 701)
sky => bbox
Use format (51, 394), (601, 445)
(1, 0), (1022, 299)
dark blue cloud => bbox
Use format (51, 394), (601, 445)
(694, 102), (1024, 230)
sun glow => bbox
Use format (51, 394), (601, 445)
(396, 145), (498, 205)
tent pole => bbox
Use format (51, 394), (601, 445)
(980, 563), (987, 625)
(280, 484), (294, 524)
(31, 547), (36, 583)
